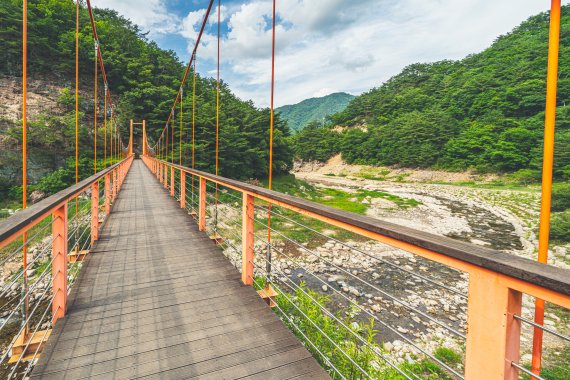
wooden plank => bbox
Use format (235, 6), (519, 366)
(34, 319), (291, 375)
(31, 160), (329, 380)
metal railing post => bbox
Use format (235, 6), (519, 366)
(180, 171), (186, 208)
(91, 180), (99, 244)
(199, 177), (206, 231)
(464, 272), (522, 379)
(52, 202), (68, 324)
(119, 164), (124, 189)
(104, 174), (111, 214)
(241, 193), (255, 285)
(163, 164), (168, 189)
(170, 166), (175, 197)
(112, 168), (117, 199)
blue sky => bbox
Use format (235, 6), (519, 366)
(91, 0), (565, 108)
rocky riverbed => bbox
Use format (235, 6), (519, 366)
(294, 167), (568, 268)
(211, 163), (570, 373)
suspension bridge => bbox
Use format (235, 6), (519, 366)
(0, 0), (569, 379)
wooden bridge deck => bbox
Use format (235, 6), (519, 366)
(31, 160), (329, 380)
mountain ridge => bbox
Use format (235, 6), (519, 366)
(293, 6), (570, 180)
(276, 92), (355, 132)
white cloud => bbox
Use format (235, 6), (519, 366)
(181, 9), (206, 39)
(91, 0), (179, 35)
(313, 87), (339, 98)
(181, 0), (559, 107)
(93, 0), (569, 108)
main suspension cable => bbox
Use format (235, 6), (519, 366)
(153, 0), (214, 153)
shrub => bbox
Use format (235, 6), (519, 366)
(552, 184), (570, 212)
(253, 278), (454, 379)
(434, 347), (462, 365)
(550, 211), (570, 243)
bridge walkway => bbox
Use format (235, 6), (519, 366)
(31, 160), (329, 380)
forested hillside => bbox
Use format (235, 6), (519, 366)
(294, 6), (570, 181)
(0, 0), (291, 202)
(276, 92), (354, 132)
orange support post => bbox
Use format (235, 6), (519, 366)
(52, 203), (68, 324)
(129, 119), (133, 156)
(112, 168), (117, 199)
(180, 171), (186, 209)
(199, 177), (206, 232)
(91, 181), (99, 244)
(464, 272), (522, 379)
(164, 164), (168, 189)
(170, 167), (175, 197)
(241, 193), (255, 285)
(104, 174), (111, 214)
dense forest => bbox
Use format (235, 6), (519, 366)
(276, 92), (354, 132)
(0, 0), (292, 202)
(293, 6), (570, 181)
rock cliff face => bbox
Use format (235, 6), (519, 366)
(0, 75), (95, 190)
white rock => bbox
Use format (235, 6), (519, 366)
(332, 258), (343, 266)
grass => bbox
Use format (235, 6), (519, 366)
(433, 347), (462, 366)
(428, 180), (540, 192)
(381, 359), (452, 380)
(520, 345), (570, 380)
(254, 278), (454, 379)
(357, 168), (392, 182)
(245, 175), (421, 246)
(267, 175), (421, 213)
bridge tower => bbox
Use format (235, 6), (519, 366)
(129, 119), (146, 155)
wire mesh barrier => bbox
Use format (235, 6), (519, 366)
(143, 156), (570, 380)
(0, 156), (133, 379)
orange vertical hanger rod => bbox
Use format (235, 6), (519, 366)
(215, 0), (220, 177)
(104, 84), (107, 167)
(94, 40), (98, 173)
(192, 56), (196, 171)
(75, 0), (79, 183)
(267, 0), (276, 246)
(22, 0), (27, 211)
(532, 0), (561, 375)
(179, 87), (183, 165)
(22, 0), (29, 335)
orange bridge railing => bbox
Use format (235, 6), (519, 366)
(143, 155), (570, 380)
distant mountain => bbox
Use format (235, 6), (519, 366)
(277, 92), (355, 132)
